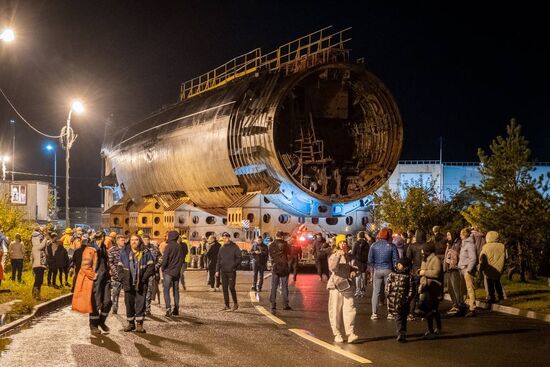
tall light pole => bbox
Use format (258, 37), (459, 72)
(60, 100), (84, 228)
(46, 144), (57, 216)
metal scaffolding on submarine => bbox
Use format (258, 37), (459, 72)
(101, 26), (403, 218)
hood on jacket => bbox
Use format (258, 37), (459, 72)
(486, 231), (499, 243)
(415, 229), (426, 243)
(167, 230), (180, 242)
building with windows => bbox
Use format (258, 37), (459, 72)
(0, 180), (50, 222)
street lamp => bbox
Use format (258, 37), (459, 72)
(46, 144), (57, 216)
(60, 100), (84, 228)
(0, 28), (15, 43)
(1, 155), (10, 181)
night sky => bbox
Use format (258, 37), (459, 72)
(0, 1), (548, 207)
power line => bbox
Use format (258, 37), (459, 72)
(7, 170), (99, 181)
(0, 86), (62, 138)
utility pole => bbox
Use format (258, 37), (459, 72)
(439, 136), (444, 200)
(10, 119), (15, 182)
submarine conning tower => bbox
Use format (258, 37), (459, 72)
(102, 26), (403, 217)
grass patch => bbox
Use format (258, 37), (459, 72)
(475, 274), (550, 314)
(0, 269), (71, 323)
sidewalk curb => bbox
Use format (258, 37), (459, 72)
(0, 293), (72, 337)
(443, 293), (550, 323)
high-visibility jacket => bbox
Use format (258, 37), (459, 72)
(72, 246), (97, 314)
(181, 240), (191, 263)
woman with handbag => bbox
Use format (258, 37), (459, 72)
(327, 234), (359, 344)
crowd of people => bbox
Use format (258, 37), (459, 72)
(314, 225), (507, 344)
(68, 228), (251, 333)
(0, 223), (507, 345)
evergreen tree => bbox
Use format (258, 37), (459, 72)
(462, 119), (550, 281)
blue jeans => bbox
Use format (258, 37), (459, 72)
(372, 268), (391, 315)
(163, 274), (180, 311)
(269, 272), (289, 307)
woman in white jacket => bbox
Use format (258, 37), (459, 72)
(327, 234), (359, 344)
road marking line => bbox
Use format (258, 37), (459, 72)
(289, 329), (372, 364)
(254, 305), (286, 325)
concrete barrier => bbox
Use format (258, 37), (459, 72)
(443, 293), (550, 323)
(0, 293), (72, 337)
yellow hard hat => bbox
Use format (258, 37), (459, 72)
(65, 228), (73, 234)
(137, 229), (144, 236)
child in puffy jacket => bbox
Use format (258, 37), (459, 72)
(385, 257), (416, 342)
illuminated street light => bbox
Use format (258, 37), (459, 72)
(0, 28), (15, 43)
(61, 100), (84, 227)
(1, 155), (10, 181)
(71, 100), (85, 114)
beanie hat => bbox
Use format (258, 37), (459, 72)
(335, 234), (347, 245)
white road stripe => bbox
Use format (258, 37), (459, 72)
(289, 329), (372, 364)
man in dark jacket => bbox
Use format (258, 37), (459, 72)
(54, 242), (70, 287)
(216, 232), (242, 311)
(406, 229), (426, 319)
(269, 231), (292, 311)
(161, 230), (186, 316)
(89, 231), (113, 333)
(250, 235), (269, 291)
(119, 234), (155, 333)
(46, 233), (59, 288)
(288, 238), (302, 283)
(205, 235), (221, 291)
(312, 234), (330, 281)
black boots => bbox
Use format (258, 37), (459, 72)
(98, 314), (110, 333)
(123, 322), (136, 332)
(135, 321), (146, 333)
(90, 323), (101, 335)
(124, 321), (145, 333)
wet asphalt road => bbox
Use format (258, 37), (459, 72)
(1, 270), (549, 366)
